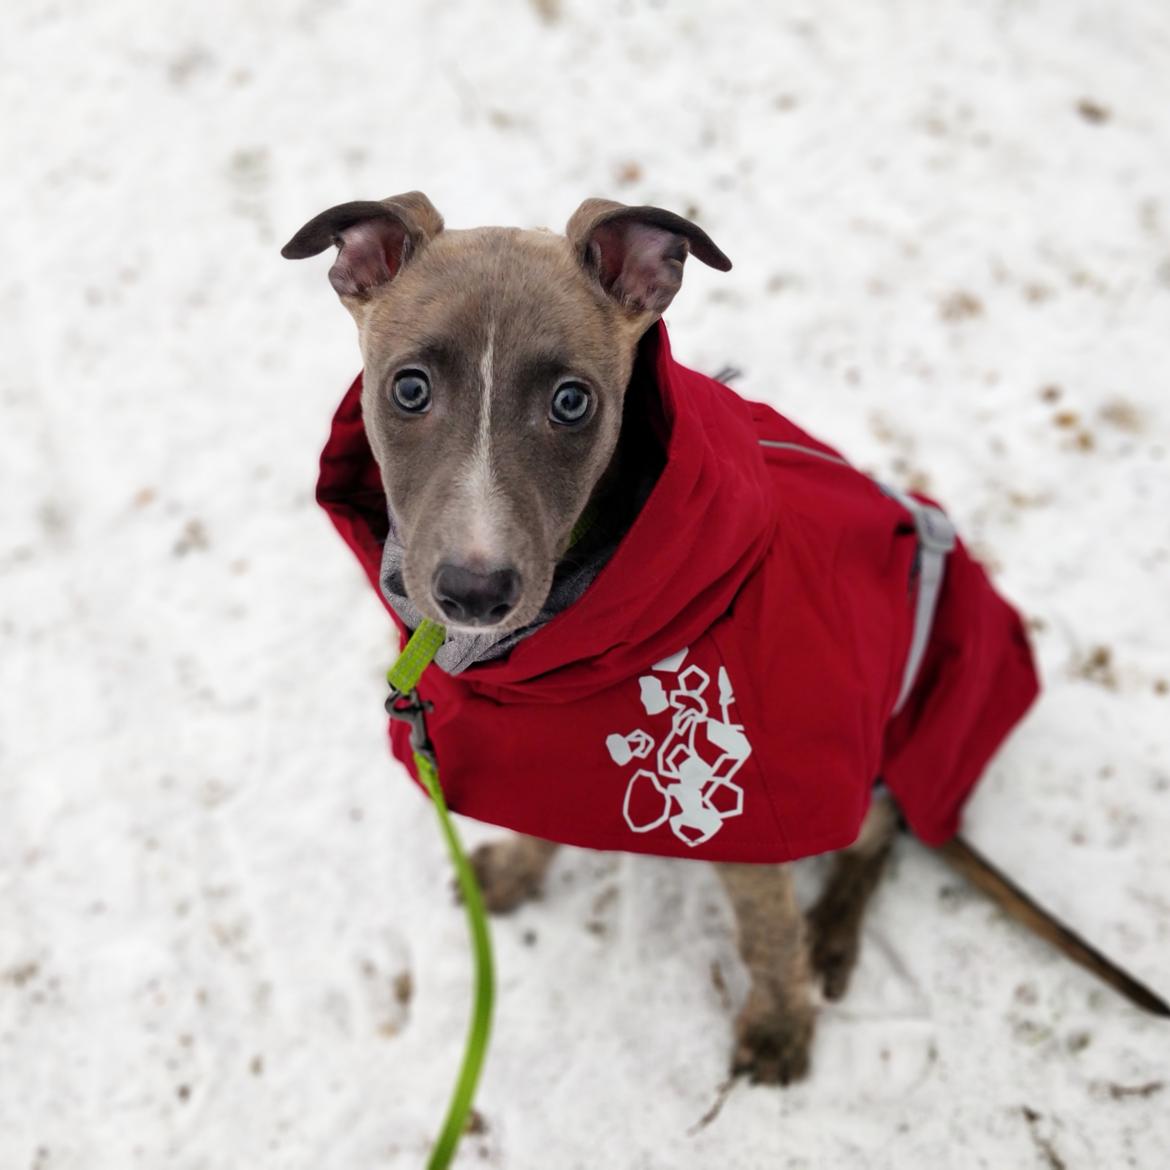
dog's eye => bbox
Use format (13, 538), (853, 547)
(550, 381), (591, 426)
(391, 370), (432, 413)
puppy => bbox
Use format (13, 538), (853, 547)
(283, 192), (1041, 1083)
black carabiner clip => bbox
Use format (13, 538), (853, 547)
(385, 688), (436, 761)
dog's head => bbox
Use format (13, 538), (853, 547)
(283, 193), (730, 633)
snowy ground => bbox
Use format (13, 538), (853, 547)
(3, 1), (1170, 1167)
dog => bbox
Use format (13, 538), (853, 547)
(282, 192), (1043, 1084)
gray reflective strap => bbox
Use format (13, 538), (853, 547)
(877, 484), (956, 714)
(758, 438), (850, 467)
(758, 439), (956, 715)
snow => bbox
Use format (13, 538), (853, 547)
(2, 0), (1169, 1166)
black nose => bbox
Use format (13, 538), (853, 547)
(432, 563), (522, 626)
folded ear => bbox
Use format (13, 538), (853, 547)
(566, 198), (731, 317)
(281, 190), (444, 299)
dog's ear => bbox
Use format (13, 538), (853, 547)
(566, 198), (731, 317)
(281, 191), (444, 299)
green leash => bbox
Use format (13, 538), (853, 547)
(385, 618), (493, 1170)
(382, 517), (598, 1166)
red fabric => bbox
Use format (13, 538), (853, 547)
(316, 321), (1040, 862)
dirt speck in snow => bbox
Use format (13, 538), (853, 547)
(1077, 99), (1111, 125)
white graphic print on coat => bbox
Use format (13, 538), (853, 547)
(604, 646), (753, 847)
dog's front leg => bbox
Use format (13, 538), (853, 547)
(716, 862), (814, 1085)
(465, 835), (561, 914)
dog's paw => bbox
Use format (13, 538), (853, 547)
(807, 908), (861, 1002)
(731, 989), (814, 1086)
(461, 840), (547, 915)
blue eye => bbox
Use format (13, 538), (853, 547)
(391, 370), (432, 413)
(550, 381), (591, 426)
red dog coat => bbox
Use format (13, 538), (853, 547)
(317, 321), (1040, 862)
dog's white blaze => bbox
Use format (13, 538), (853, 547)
(459, 322), (503, 557)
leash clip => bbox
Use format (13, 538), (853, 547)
(385, 687), (436, 762)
